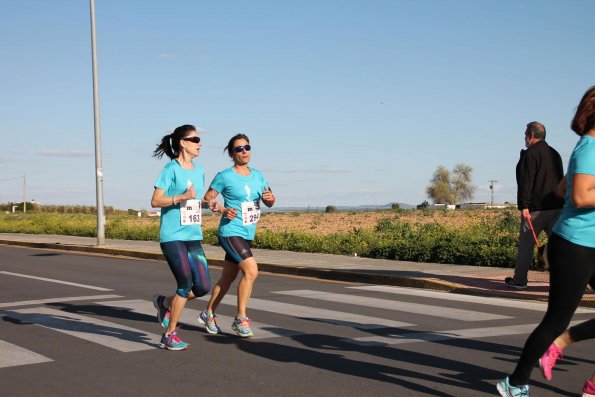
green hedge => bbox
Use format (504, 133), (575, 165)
(0, 211), (537, 268)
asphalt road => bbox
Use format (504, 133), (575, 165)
(1, 245), (593, 397)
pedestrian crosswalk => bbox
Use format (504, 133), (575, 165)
(1, 285), (593, 370)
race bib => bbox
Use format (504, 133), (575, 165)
(180, 199), (202, 225)
(241, 200), (261, 225)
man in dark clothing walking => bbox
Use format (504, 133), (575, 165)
(505, 121), (564, 289)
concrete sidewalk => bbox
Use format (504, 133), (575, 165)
(1, 232), (593, 307)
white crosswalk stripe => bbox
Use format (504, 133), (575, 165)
(0, 340), (53, 368)
(272, 290), (511, 321)
(349, 285), (595, 314)
(202, 294), (414, 329)
(2, 307), (160, 352)
(343, 319), (586, 346)
(0, 294), (123, 309)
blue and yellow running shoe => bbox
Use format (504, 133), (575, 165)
(198, 310), (221, 334)
(231, 316), (253, 337)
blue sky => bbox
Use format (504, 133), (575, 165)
(1, 0), (593, 210)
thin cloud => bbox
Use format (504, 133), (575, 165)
(38, 150), (93, 158)
(158, 53), (173, 59)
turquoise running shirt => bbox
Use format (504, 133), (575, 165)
(209, 167), (270, 240)
(154, 160), (205, 243)
(553, 135), (595, 248)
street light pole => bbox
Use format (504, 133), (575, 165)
(89, 0), (105, 246)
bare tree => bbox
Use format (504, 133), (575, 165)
(426, 164), (475, 204)
(451, 163), (476, 203)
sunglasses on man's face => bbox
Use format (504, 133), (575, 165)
(182, 136), (201, 143)
(233, 145), (251, 153)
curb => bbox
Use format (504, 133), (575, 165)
(1, 239), (593, 308)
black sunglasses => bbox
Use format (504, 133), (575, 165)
(182, 136), (201, 143)
(233, 145), (251, 153)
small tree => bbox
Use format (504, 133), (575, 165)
(325, 205), (337, 213)
(426, 164), (476, 204)
(417, 200), (430, 210)
(427, 165), (455, 204)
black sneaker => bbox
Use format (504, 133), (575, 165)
(504, 277), (527, 290)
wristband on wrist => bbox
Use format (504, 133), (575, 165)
(172, 195), (176, 206)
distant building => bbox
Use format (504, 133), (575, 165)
(457, 202), (514, 209)
(429, 203), (456, 210)
(147, 211), (160, 217)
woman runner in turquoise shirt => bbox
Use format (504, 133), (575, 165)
(198, 133), (275, 337)
(150, 124), (212, 351)
(498, 87), (595, 397)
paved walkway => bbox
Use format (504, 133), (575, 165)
(1, 232), (593, 307)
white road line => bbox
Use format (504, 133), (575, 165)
(272, 290), (510, 321)
(349, 285), (595, 314)
(0, 271), (113, 291)
(1, 307), (159, 352)
(0, 295), (123, 309)
(0, 340), (53, 369)
(344, 320), (585, 346)
(210, 295), (414, 329)
(97, 299), (303, 340)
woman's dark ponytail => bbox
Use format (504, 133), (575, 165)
(153, 124), (196, 160)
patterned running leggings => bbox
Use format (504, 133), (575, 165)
(160, 240), (211, 298)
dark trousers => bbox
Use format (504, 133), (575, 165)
(513, 208), (561, 284)
(510, 233), (595, 386)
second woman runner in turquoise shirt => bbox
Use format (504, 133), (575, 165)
(197, 133), (275, 337)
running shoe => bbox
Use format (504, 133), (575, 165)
(497, 377), (530, 397)
(231, 316), (253, 337)
(152, 294), (170, 328)
(158, 330), (188, 351)
(539, 343), (563, 380)
(583, 379), (595, 397)
(198, 310), (221, 334)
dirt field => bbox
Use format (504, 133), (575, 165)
(200, 209), (516, 235)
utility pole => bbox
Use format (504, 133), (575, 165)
(23, 174), (26, 213)
(90, 0), (105, 246)
(489, 180), (498, 206)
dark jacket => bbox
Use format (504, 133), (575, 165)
(516, 140), (564, 211)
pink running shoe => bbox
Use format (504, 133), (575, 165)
(539, 343), (563, 381)
(583, 379), (595, 397)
